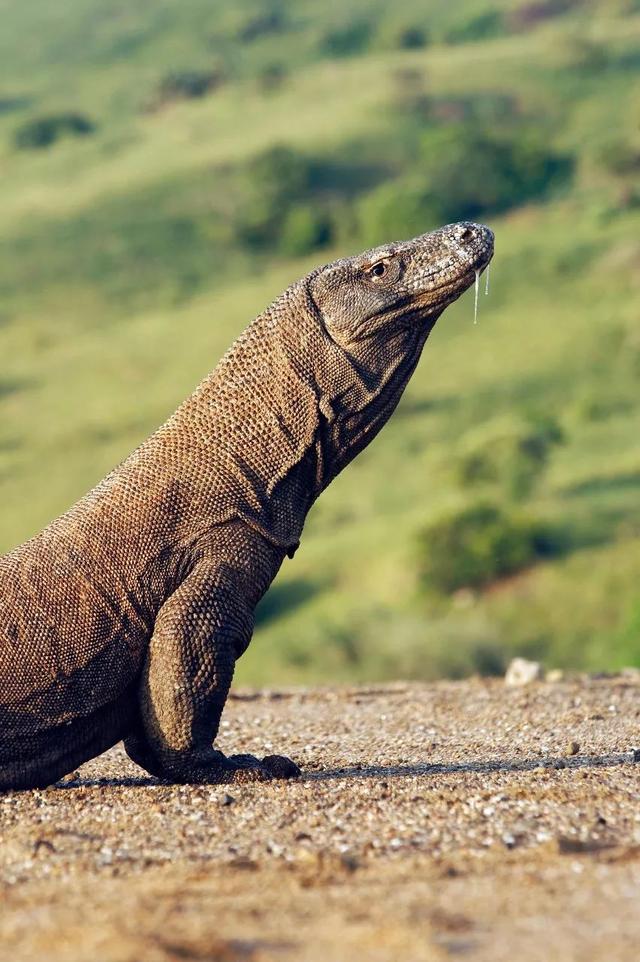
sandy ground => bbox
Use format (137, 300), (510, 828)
(1, 676), (639, 962)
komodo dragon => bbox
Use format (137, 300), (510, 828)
(0, 221), (493, 789)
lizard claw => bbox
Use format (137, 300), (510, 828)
(261, 754), (301, 779)
(227, 766), (271, 784)
(227, 753), (264, 770)
(227, 752), (300, 781)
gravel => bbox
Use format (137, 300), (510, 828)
(1, 676), (639, 961)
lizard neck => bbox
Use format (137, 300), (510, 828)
(99, 283), (429, 563)
(143, 286), (328, 550)
(292, 291), (432, 492)
(48, 283), (428, 619)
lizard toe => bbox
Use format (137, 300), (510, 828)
(228, 765), (272, 784)
(227, 752), (264, 769)
(261, 754), (301, 779)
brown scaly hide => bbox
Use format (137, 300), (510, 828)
(0, 221), (493, 789)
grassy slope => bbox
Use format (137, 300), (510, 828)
(0, 0), (639, 682)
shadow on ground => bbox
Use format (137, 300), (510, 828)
(54, 749), (638, 790)
(311, 750), (638, 781)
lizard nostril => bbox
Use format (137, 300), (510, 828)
(458, 226), (474, 243)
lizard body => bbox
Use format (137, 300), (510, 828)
(0, 222), (493, 789)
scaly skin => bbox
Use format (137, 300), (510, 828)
(0, 222), (494, 789)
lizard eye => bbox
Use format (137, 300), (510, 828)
(365, 256), (401, 286)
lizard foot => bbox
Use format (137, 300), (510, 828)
(165, 752), (301, 785)
(124, 740), (300, 784)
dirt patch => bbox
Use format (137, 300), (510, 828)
(1, 677), (639, 961)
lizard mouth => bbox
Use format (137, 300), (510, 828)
(406, 264), (491, 320)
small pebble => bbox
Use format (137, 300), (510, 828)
(546, 669), (564, 683)
(567, 741), (580, 756)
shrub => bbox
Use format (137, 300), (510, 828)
(572, 390), (633, 423)
(245, 145), (313, 200)
(563, 35), (609, 72)
(320, 20), (373, 58)
(396, 25), (430, 49)
(355, 126), (573, 244)
(237, 9), (286, 43)
(14, 112), (95, 150)
(279, 204), (332, 256)
(233, 194), (279, 249)
(417, 502), (552, 593)
(0, 95), (30, 115)
(154, 69), (225, 107)
(379, 22), (430, 51)
(456, 414), (564, 498)
(443, 10), (505, 44)
(234, 145), (315, 249)
(419, 125), (573, 223)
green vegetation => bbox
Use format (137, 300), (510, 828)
(149, 68), (226, 110)
(416, 502), (556, 593)
(456, 414), (564, 498)
(14, 112), (95, 150)
(357, 126), (571, 246)
(0, 0), (639, 683)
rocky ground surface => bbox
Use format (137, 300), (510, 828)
(1, 676), (640, 962)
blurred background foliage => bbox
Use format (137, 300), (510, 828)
(0, 0), (639, 682)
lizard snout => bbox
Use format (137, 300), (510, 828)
(451, 221), (494, 261)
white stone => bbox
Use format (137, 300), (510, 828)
(505, 657), (544, 687)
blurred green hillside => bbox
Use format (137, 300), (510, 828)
(0, 0), (639, 682)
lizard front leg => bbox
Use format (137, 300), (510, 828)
(124, 562), (300, 784)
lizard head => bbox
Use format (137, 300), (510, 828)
(308, 221), (494, 351)
(289, 221), (494, 487)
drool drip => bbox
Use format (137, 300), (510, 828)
(473, 269), (480, 324)
(484, 263), (490, 296)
